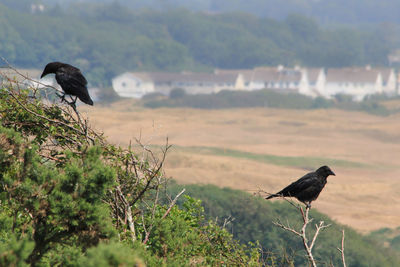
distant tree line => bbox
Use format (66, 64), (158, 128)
(0, 2), (398, 86)
(8, 0), (400, 25)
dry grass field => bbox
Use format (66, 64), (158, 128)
(81, 100), (400, 233)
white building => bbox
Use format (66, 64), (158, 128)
(323, 67), (383, 101)
(299, 68), (325, 98)
(112, 66), (398, 100)
(112, 72), (156, 98)
(215, 66), (307, 93)
(378, 68), (397, 95)
(112, 71), (242, 98)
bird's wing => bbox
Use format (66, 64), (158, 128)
(276, 172), (318, 197)
(55, 66), (93, 105)
(55, 66), (87, 93)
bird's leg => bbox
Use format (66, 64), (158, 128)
(68, 95), (78, 106)
(62, 96), (73, 105)
(57, 92), (66, 103)
(67, 96), (78, 111)
(302, 201), (311, 209)
(71, 102), (77, 112)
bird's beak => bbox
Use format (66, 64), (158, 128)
(40, 72), (46, 79)
(331, 171), (336, 176)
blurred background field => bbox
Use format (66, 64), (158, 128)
(82, 102), (400, 233)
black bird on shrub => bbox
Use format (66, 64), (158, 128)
(40, 62), (93, 106)
(266, 166), (335, 208)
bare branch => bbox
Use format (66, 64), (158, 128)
(143, 183), (160, 245)
(141, 212), (148, 240)
(273, 205), (331, 267)
(337, 229), (347, 267)
(162, 188), (186, 219)
(6, 89), (95, 143)
(0, 55), (62, 94)
(309, 221), (331, 251)
(130, 139), (171, 206)
(257, 188), (302, 210)
(115, 186), (136, 243)
(272, 221), (301, 236)
(222, 215), (235, 229)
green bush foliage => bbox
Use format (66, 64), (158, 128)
(0, 133), (115, 265)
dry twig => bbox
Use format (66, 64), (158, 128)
(337, 229), (347, 267)
(162, 188), (186, 219)
(0, 55), (62, 94)
(273, 205), (331, 267)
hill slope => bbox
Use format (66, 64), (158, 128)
(169, 184), (400, 266)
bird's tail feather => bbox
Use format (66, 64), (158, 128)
(78, 94), (94, 106)
(265, 194), (278, 200)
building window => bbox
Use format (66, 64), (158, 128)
(121, 82), (126, 87)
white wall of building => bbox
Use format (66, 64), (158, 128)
(323, 78), (381, 101)
(112, 68), (399, 100)
(112, 73), (155, 98)
(383, 69), (397, 95)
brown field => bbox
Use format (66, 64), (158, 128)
(81, 100), (400, 233)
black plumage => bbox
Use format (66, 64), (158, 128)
(40, 62), (93, 106)
(266, 166), (335, 207)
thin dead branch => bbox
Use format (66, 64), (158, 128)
(0, 56), (62, 94)
(6, 89), (95, 143)
(115, 186), (136, 243)
(273, 205), (331, 267)
(131, 139), (171, 207)
(337, 229), (347, 267)
(162, 188), (186, 219)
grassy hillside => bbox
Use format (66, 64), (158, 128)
(168, 183), (400, 266)
(369, 227), (400, 252)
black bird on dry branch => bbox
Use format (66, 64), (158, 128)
(266, 165), (335, 208)
(40, 62), (93, 107)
